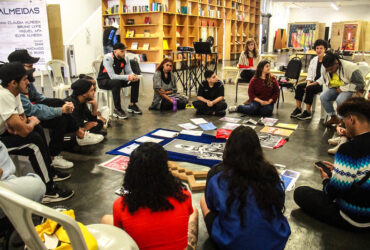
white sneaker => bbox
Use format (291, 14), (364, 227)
(76, 132), (104, 146)
(228, 106), (238, 113)
(51, 155), (74, 169)
(328, 136), (341, 145)
(328, 137), (348, 155)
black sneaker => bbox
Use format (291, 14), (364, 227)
(53, 170), (71, 182)
(42, 185), (74, 204)
(290, 107), (302, 118)
(127, 104), (142, 114)
(297, 110), (312, 120)
(113, 108), (128, 119)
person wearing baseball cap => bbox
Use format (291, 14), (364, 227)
(97, 42), (142, 119)
(8, 49), (101, 169)
(0, 62), (74, 203)
(64, 78), (106, 140)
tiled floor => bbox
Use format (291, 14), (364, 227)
(8, 56), (370, 249)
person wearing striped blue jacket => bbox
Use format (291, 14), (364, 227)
(294, 97), (370, 231)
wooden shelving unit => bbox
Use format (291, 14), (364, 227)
(224, 0), (261, 60)
(102, 0), (260, 63)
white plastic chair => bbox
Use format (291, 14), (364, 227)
(45, 60), (72, 98)
(0, 184), (139, 250)
(92, 59), (114, 116)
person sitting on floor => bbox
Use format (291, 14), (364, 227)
(0, 62), (74, 204)
(64, 79), (106, 138)
(7, 49), (102, 169)
(319, 51), (365, 127)
(327, 122), (350, 155)
(193, 70), (227, 116)
(230, 60), (279, 117)
(149, 58), (187, 111)
(290, 39), (328, 120)
(0, 140), (46, 218)
(294, 97), (370, 231)
(238, 38), (260, 83)
(101, 142), (199, 250)
(97, 42), (142, 119)
(200, 126), (291, 249)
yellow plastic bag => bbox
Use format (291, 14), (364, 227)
(35, 209), (98, 250)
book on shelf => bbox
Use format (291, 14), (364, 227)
(144, 30), (150, 37)
(126, 30), (135, 38)
(163, 40), (169, 50)
(140, 54), (147, 62)
(181, 6), (187, 14)
(142, 43), (150, 50)
(131, 42), (138, 50)
(144, 16), (151, 24)
(176, 29), (181, 37)
(150, 3), (163, 11)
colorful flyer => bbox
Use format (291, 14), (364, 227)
(99, 156), (130, 173)
(260, 126), (294, 137)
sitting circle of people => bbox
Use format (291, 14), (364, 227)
(0, 38), (369, 249)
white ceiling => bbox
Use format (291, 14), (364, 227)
(272, 0), (370, 8)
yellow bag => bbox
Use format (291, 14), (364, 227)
(35, 209), (98, 250)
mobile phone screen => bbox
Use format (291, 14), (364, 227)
(314, 161), (332, 177)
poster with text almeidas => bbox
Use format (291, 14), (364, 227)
(0, 0), (51, 70)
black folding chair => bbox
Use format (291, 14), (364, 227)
(277, 56), (302, 109)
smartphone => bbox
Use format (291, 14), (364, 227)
(314, 161), (332, 177)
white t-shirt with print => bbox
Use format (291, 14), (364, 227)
(0, 85), (24, 135)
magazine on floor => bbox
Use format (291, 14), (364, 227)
(99, 155), (130, 173)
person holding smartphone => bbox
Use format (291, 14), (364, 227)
(294, 97), (370, 231)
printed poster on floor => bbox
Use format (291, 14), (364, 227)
(0, 0), (51, 69)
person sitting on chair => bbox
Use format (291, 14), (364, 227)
(319, 51), (365, 127)
(290, 39), (327, 120)
(149, 58), (187, 111)
(65, 79), (106, 138)
(294, 97), (370, 231)
(231, 60), (279, 117)
(101, 142), (199, 250)
(238, 38), (260, 83)
(200, 126), (291, 249)
(8, 49), (104, 169)
(193, 70), (227, 116)
(97, 42), (142, 119)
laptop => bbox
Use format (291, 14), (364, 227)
(193, 42), (212, 54)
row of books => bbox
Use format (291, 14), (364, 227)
(122, 4), (168, 13)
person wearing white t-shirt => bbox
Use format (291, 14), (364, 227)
(0, 62), (74, 204)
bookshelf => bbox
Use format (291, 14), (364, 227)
(101, 0), (260, 63)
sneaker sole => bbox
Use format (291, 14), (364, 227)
(127, 108), (142, 114)
(52, 164), (74, 170)
(290, 114), (301, 118)
(53, 174), (71, 182)
(42, 191), (75, 204)
(297, 116), (312, 120)
(113, 113), (128, 119)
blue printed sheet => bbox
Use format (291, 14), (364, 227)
(106, 128), (226, 167)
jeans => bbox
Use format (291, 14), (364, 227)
(320, 88), (353, 116)
(237, 101), (274, 116)
(0, 175), (46, 218)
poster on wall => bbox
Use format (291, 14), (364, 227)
(342, 24), (357, 51)
(0, 0), (51, 69)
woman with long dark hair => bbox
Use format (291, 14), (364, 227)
(238, 38), (260, 83)
(101, 142), (198, 250)
(200, 126), (291, 249)
(149, 58), (187, 111)
(231, 60), (279, 116)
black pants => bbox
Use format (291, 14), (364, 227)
(160, 98), (186, 111)
(39, 99), (79, 156)
(0, 125), (54, 188)
(89, 119), (104, 133)
(240, 69), (255, 83)
(192, 100), (227, 115)
(294, 83), (322, 106)
(98, 79), (140, 110)
(294, 186), (367, 232)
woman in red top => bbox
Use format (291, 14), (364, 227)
(236, 60), (279, 116)
(101, 142), (198, 250)
(238, 38), (260, 83)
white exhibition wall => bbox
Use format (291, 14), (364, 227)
(46, 0), (103, 75)
(266, 2), (290, 52)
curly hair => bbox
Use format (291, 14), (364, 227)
(338, 97), (370, 122)
(221, 126), (285, 225)
(122, 142), (189, 214)
(313, 39), (328, 50)
(244, 38), (259, 58)
(254, 60), (274, 88)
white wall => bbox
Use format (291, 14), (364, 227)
(46, 0), (103, 75)
(266, 2), (290, 52)
(289, 5), (370, 37)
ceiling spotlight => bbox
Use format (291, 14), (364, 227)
(330, 2), (339, 11)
